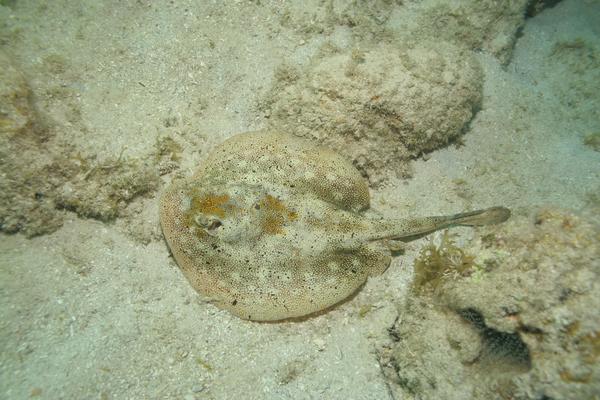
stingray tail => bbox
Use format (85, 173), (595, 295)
(370, 206), (511, 244)
(447, 206), (511, 227)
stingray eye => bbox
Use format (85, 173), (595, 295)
(194, 214), (223, 234)
(207, 219), (222, 231)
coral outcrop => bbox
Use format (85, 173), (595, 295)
(380, 207), (600, 399)
(0, 51), (160, 236)
(263, 41), (482, 185)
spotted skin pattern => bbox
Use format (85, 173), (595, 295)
(160, 130), (510, 321)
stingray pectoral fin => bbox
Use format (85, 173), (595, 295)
(450, 206), (511, 226)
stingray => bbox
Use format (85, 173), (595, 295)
(160, 130), (510, 321)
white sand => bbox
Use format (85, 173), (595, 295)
(1, 1), (599, 399)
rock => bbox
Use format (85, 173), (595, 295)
(263, 41), (482, 185)
(382, 207), (600, 399)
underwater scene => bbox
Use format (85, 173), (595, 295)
(1, 1), (599, 399)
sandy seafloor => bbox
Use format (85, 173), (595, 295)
(1, 1), (599, 399)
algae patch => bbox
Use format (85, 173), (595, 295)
(56, 154), (159, 222)
(0, 50), (167, 236)
(412, 231), (478, 294)
(583, 131), (600, 152)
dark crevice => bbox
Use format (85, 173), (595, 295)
(459, 308), (532, 371)
(526, 0), (564, 18)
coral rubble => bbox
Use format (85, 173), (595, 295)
(380, 207), (600, 399)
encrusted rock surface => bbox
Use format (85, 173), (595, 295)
(263, 41), (482, 185)
(380, 207), (600, 399)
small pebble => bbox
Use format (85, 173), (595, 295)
(192, 385), (205, 393)
(313, 338), (326, 351)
